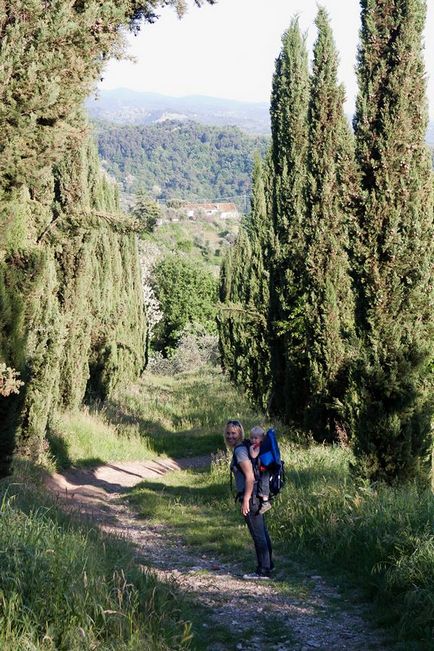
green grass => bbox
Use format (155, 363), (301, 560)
(104, 367), (262, 459)
(41, 367), (434, 647)
(49, 367), (261, 468)
(0, 477), (193, 650)
(115, 369), (434, 647)
(129, 459), (253, 564)
(270, 444), (434, 644)
(48, 408), (155, 469)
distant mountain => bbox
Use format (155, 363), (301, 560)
(86, 89), (270, 135)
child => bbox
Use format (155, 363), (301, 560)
(250, 426), (272, 514)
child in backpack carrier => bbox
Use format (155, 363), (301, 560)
(249, 426), (272, 515)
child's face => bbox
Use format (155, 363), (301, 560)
(251, 433), (263, 446)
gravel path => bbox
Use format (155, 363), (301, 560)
(47, 458), (393, 651)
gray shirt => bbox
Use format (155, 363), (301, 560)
(230, 443), (253, 494)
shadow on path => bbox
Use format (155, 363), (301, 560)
(46, 455), (211, 519)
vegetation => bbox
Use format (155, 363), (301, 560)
(95, 120), (269, 203)
(49, 368), (259, 464)
(48, 408), (155, 469)
(268, 18), (310, 423)
(114, 368), (433, 646)
(144, 211), (240, 278)
(351, 0), (434, 482)
(0, 476), (195, 650)
(218, 155), (272, 412)
(0, 0), (215, 474)
(0, 136), (146, 475)
(218, 4), (434, 484)
(130, 189), (161, 233)
(0, 364), (24, 398)
(303, 8), (357, 440)
(152, 256), (217, 354)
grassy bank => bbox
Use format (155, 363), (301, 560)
(49, 368), (260, 468)
(123, 369), (434, 648)
(0, 471), (192, 650)
(271, 445), (434, 644)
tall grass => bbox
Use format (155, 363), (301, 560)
(106, 368), (261, 458)
(34, 367), (434, 645)
(269, 443), (434, 642)
(49, 367), (261, 468)
(0, 479), (192, 650)
(48, 408), (154, 469)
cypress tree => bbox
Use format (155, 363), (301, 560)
(243, 154), (273, 411)
(217, 153), (273, 412)
(217, 227), (253, 392)
(352, 0), (434, 482)
(303, 8), (357, 441)
(268, 19), (310, 424)
(0, 1), (214, 472)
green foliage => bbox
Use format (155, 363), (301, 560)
(271, 446), (434, 644)
(152, 256), (217, 354)
(124, 369), (434, 646)
(352, 0), (434, 482)
(268, 19), (310, 424)
(218, 155), (272, 412)
(0, 0), (218, 472)
(130, 189), (161, 233)
(0, 482), (192, 650)
(303, 8), (358, 441)
(95, 120), (269, 203)
(0, 133), (146, 470)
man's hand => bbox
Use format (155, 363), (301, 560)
(241, 497), (250, 516)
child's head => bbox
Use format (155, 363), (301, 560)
(250, 425), (265, 446)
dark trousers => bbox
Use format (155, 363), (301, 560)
(244, 495), (273, 574)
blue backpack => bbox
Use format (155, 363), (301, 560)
(258, 428), (285, 496)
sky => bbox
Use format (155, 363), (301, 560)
(99, 0), (434, 118)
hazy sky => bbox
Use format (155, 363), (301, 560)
(99, 0), (434, 117)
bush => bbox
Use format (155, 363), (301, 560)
(152, 256), (217, 354)
(148, 324), (219, 375)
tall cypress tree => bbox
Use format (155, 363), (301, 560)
(217, 155), (273, 411)
(217, 227), (253, 391)
(303, 8), (357, 441)
(268, 19), (310, 424)
(352, 0), (434, 482)
(217, 154), (273, 411)
(243, 154), (273, 411)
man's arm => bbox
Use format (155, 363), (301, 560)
(238, 458), (255, 516)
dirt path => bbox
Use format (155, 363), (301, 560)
(47, 458), (392, 651)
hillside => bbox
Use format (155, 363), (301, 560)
(144, 210), (240, 277)
(87, 88), (270, 134)
(95, 120), (269, 205)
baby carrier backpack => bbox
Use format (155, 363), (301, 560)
(230, 428), (285, 498)
(258, 428), (285, 497)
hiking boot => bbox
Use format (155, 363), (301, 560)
(258, 500), (272, 515)
(242, 572), (270, 580)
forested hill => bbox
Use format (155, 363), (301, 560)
(95, 120), (269, 203)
